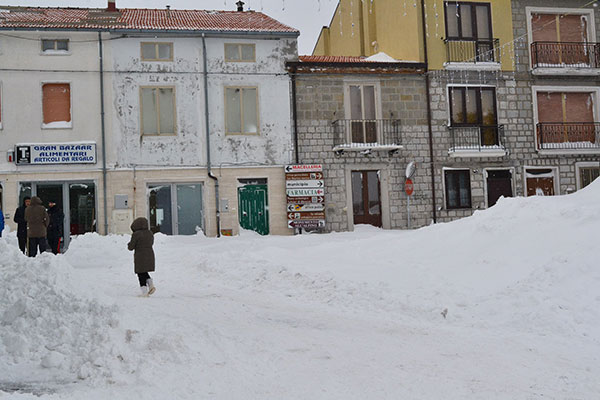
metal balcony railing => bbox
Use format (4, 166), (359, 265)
(531, 42), (600, 69)
(445, 38), (500, 63)
(449, 125), (505, 152)
(332, 119), (402, 149)
(537, 122), (600, 150)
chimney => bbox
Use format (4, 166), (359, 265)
(236, 1), (244, 12)
(107, 0), (117, 12)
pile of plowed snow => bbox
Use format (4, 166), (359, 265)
(0, 241), (121, 384)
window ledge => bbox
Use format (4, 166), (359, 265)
(532, 67), (600, 76)
(333, 143), (403, 152)
(42, 121), (72, 129)
(537, 148), (600, 155)
(444, 62), (501, 71)
(448, 147), (507, 158)
(41, 50), (71, 56)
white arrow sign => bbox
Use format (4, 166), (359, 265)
(287, 188), (325, 197)
(285, 180), (324, 189)
(287, 203), (325, 212)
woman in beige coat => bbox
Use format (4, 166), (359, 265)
(127, 217), (156, 296)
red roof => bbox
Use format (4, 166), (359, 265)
(299, 55), (369, 63)
(0, 7), (298, 34)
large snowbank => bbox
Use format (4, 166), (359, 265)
(0, 241), (121, 386)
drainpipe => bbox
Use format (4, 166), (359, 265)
(202, 33), (221, 237)
(420, 0), (437, 224)
(98, 32), (109, 234)
(291, 69), (300, 164)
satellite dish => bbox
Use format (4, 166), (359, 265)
(405, 162), (416, 179)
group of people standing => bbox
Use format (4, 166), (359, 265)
(12, 196), (64, 256)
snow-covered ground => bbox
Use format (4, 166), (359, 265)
(1, 181), (599, 399)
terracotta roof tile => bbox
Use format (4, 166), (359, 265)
(299, 55), (369, 63)
(0, 7), (298, 34)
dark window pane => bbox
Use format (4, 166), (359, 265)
(446, 4), (460, 37)
(367, 171), (380, 215)
(466, 88), (478, 124)
(445, 170), (471, 209)
(451, 88), (464, 124)
(460, 4), (473, 38)
(351, 172), (364, 216)
(475, 5), (491, 39)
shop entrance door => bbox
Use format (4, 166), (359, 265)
(351, 170), (382, 227)
(20, 181), (97, 251)
(148, 183), (204, 235)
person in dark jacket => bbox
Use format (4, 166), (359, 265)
(13, 197), (31, 253)
(127, 217), (156, 296)
(0, 207), (4, 238)
(46, 200), (64, 255)
(24, 196), (49, 257)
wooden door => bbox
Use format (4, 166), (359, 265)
(486, 170), (513, 207)
(351, 170), (382, 227)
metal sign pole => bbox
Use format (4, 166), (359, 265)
(407, 194), (411, 229)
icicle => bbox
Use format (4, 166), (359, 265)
(456, 2), (459, 18)
(433, 1), (439, 38)
(339, 4), (343, 36)
(404, 0), (408, 17)
(351, 0), (355, 37)
(424, 1), (429, 37)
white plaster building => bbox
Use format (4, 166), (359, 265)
(0, 2), (299, 245)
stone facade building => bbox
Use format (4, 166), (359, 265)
(304, 0), (600, 231)
(287, 57), (435, 231)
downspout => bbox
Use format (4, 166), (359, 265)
(291, 68), (300, 164)
(202, 33), (221, 237)
(420, 0), (437, 224)
(98, 32), (109, 234)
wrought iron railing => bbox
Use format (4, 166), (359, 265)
(531, 42), (600, 69)
(332, 119), (401, 148)
(448, 125), (505, 152)
(537, 122), (600, 150)
(445, 38), (500, 63)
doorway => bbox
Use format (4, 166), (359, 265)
(148, 183), (204, 235)
(238, 182), (269, 235)
(486, 169), (513, 207)
(19, 181), (97, 250)
(351, 170), (382, 227)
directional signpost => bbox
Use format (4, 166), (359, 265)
(285, 164), (325, 231)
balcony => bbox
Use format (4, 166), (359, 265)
(530, 42), (600, 75)
(332, 119), (402, 155)
(448, 125), (507, 157)
(444, 38), (501, 70)
(537, 122), (600, 152)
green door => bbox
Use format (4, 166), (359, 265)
(238, 184), (269, 235)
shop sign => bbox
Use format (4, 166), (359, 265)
(15, 142), (97, 165)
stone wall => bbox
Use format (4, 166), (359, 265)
(294, 73), (434, 232)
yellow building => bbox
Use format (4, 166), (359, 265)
(313, 0), (514, 71)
